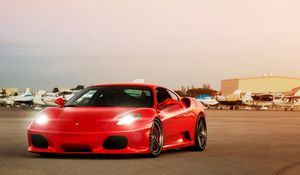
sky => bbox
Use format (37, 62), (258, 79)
(1, 0), (300, 91)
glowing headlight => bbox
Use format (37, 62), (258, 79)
(117, 114), (140, 125)
(35, 114), (49, 125)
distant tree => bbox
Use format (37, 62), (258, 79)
(174, 90), (185, 97)
(202, 84), (211, 89)
(0, 89), (6, 95)
(181, 85), (187, 95)
(186, 87), (217, 98)
(53, 87), (59, 93)
(175, 85), (217, 98)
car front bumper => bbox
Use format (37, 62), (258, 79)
(28, 128), (151, 154)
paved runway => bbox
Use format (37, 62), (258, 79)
(0, 108), (300, 175)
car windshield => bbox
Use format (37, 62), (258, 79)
(65, 86), (154, 108)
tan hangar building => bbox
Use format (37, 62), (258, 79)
(221, 76), (300, 95)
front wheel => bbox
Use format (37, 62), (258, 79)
(194, 117), (207, 151)
(149, 119), (163, 157)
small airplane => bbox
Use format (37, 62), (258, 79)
(0, 94), (7, 107)
(273, 96), (300, 111)
(242, 93), (290, 111)
(6, 88), (34, 108)
(217, 90), (242, 110)
(249, 94), (274, 110)
(196, 94), (219, 108)
(33, 86), (83, 110)
(273, 88), (300, 111)
(32, 90), (49, 107)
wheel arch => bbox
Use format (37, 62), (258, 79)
(198, 111), (206, 121)
(152, 116), (163, 129)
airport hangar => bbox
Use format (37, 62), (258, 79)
(221, 76), (300, 95)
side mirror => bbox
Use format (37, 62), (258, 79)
(54, 98), (65, 108)
(158, 98), (178, 110)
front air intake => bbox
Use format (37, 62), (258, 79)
(31, 134), (49, 148)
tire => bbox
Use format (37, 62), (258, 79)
(149, 119), (163, 157)
(235, 106), (239, 110)
(194, 116), (207, 151)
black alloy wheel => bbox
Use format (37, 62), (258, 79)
(194, 116), (207, 151)
(149, 119), (163, 157)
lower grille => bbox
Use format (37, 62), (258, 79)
(61, 144), (92, 152)
(103, 136), (128, 150)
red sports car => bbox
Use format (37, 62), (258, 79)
(28, 83), (207, 157)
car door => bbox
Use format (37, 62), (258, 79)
(166, 89), (196, 134)
(156, 87), (186, 145)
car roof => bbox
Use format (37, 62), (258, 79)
(89, 83), (160, 89)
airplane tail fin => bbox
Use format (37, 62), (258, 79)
(132, 79), (145, 83)
(24, 88), (32, 95)
(233, 89), (242, 95)
(244, 92), (252, 97)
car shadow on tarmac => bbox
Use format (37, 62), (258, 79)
(26, 148), (199, 160)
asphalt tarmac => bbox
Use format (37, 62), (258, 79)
(0, 108), (300, 175)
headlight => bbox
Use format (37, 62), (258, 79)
(35, 114), (49, 125)
(117, 114), (141, 125)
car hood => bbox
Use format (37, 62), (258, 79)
(53, 107), (140, 132)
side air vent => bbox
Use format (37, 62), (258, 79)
(184, 131), (192, 141)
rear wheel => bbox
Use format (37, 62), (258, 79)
(194, 116), (207, 151)
(149, 119), (163, 157)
